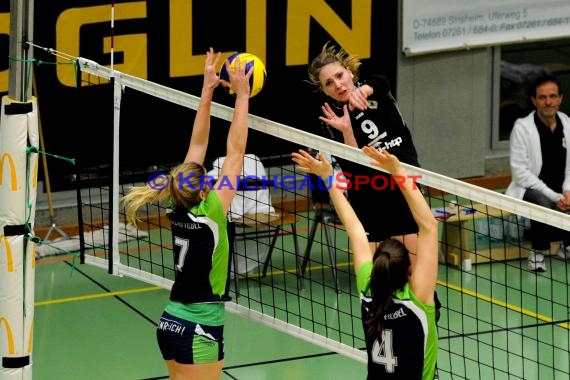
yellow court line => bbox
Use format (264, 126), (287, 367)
(35, 260), (569, 330)
(317, 246), (569, 329)
(436, 279), (570, 330)
(35, 286), (163, 307)
(338, 244), (568, 327)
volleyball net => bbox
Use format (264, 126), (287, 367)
(67, 58), (570, 379)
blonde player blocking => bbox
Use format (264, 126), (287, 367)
(122, 48), (252, 380)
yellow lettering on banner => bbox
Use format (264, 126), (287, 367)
(169, 0), (203, 77)
(246, 0), (267, 63)
(286, 0), (372, 65)
(0, 12), (9, 93)
(0, 152), (18, 191)
(103, 34), (148, 79)
(0, 235), (14, 272)
(56, 2), (147, 87)
(0, 317), (15, 354)
(170, 0), (268, 77)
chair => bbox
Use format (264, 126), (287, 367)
(301, 173), (342, 292)
(229, 198), (302, 296)
(208, 155), (302, 292)
(232, 207), (301, 280)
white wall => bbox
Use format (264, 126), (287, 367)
(396, 0), (495, 178)
(397, 48), (493, 178)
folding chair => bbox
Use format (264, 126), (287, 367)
(232, 208), (301, 279)
(209, 155), (302, 293)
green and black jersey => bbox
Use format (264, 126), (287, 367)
(357, 261), (438, 380)
(165, 191), (230, 327)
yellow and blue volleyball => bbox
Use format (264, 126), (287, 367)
(219, 52), (266, 98)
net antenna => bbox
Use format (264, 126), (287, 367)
(110, 0), (115, 71)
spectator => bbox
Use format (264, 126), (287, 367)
(506, 74), (570, 272)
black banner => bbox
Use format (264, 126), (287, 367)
(1, 0), (397, 191)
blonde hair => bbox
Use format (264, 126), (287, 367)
(307, 41), (362, 91)
(122, 162), (207, 226)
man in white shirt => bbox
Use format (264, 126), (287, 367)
(506, 74), (570, 272)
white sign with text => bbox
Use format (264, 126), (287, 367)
(402, 0), (570, 55)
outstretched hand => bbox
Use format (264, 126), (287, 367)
(219, 56), (252, 97)
(319, 103), (352, 134)
(292, 149), (334, 179)
(361, 146), (402, 175)
(203, 47), (222, 90)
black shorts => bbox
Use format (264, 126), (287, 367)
(347, 175), (419, 242)
(156, 312), (224, 364)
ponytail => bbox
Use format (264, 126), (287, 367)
(123, 179), (171, 226)
(366, 252), (392, 338)
(122, 161), (206, 226)
(366, 239), (411, 341)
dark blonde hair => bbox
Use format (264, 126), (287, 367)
(122, 162), (207, 226)
(307, 41), (362, 91)
(366, 239), (411, 340)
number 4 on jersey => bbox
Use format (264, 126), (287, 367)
(371, 329), (398, 373)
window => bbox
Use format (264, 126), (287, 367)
(492, 38), (570, 151)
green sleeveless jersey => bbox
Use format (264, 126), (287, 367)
(165, 191), (230, 326)
(357, 261), (438, 379)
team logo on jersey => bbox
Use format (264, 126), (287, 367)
(384, 307), (408, 320)
(369, 136), (403, 151)
(368, 132), (388, 147)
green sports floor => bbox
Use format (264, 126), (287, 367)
(33, 254), (367, 380)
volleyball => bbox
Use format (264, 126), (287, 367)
(219, 52), (266, 98)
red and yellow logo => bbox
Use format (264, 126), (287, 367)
(0, 152), (18, 191)
(0, 235), (14, 272)
(0, 316), (15, 354)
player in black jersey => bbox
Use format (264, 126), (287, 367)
(307, 42), (420, 259)
(292, 147), (439, 380)
(122, 48), (252, 380)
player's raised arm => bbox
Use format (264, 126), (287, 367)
(292, 149), (372, 271)
(362, 146), (439, 305)
(214, 56), (253, 214)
